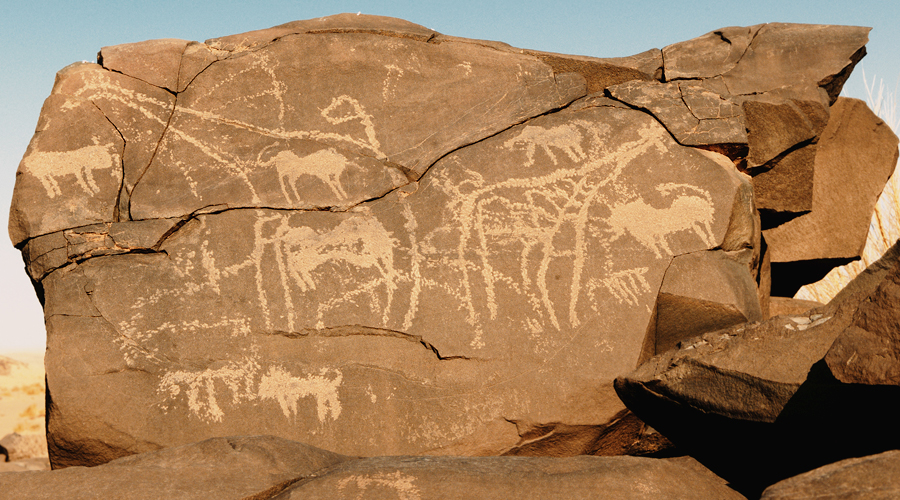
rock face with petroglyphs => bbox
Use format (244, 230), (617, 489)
(7, 14), (887, 473)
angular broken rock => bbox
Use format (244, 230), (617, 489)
(825, 260), (900, 385)
(763, 98), (899, 264)
(7, 14), (768, 468)
(0, 436), (350, 500)
(271, 454), (746, 500)
(760, 450), (900, 500)
(616, 286), (900, 494)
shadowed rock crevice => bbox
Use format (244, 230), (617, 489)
(126, 93), (179, 220)
(262, 325), (477, 362)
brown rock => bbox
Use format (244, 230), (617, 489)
(768, 296), (825, 317)
(753, 144), (816, 216)
(763, 98), (899, 263)
(607, 80), (747, 146)
(271, 454), (745, 500)
(206, 13), (440, 52)
(720, 23), (869, 104)
(0, 436), (349, 500)
(662, 26), (760, 80)
(616, 280), (900, 495)
(99, 39), (191, 92)
(825, 261), (900, 384)
(760, 450), (900, 500)
(41, 98), (754, 466)
(655, 250), (762, 352)
(129, 21), (585, 220)
(8, 89), (124, 246)
(742, 99), (826, 170)
(829, 238), (900, 306)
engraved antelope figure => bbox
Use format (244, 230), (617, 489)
(606, 183), (716, 258)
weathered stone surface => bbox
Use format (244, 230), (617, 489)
(753, 145), (816, 216)
(763, 98), (898, 263)
(825, 261), (900, 385)
(31, 17), (900, 479)
(0, 436), (350, 500)
(40, 98), (754, 466)
(129, 20), (586, 219)
(663, 26), (759, 80)
(760, 450), (900, 500)
(206, 13), (440, 52)
(768, 296), (824, 317)
(272, 454), (746, 500)
(8, 92), (125, 246)
(524, 50), (655, 94)
(829, 238), (900, 306)
(718, 24), (869, 104)
(21, 219), (178, 281)
(607, 81), (747, 146)
(742, 98), (827, 170)
(655, 250), (762, 353)
(100, 39), (192, 92)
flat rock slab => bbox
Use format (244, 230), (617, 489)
(0, 436), (349, 500)
(273, 455), (745, 500)
(761, 450), (900, 500)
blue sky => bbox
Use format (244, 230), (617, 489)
(2, 0), (899, 351)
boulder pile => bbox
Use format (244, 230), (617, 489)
(4, 14), (898, 499)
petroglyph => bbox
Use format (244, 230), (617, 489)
(503, 123), (587, 166)
(258, 366), (343, 422)
(259, 148), (351, 202)
(597, 267), (652, 306)
(158, 357), (261, 423)
(24, 144), (121, 198)
(337, 471), (422, 500)
(383, 64), (404, 101)
(213, 212), (403, 331)
(606, 183), (716, 258)
(442, 119), (677, 337)
(156, 354), (343, 424)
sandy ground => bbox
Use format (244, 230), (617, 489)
(0, 351), (46, 460)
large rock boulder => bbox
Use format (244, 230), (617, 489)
(0, 436), (350, 500)
(12, 15), (890, 473)
(825, 256), (900, 384)
(272, 454), (745, 499)
(615, 260), (900, 495)
(10, 15), (769, 468)
(761, 450), (900, 500)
